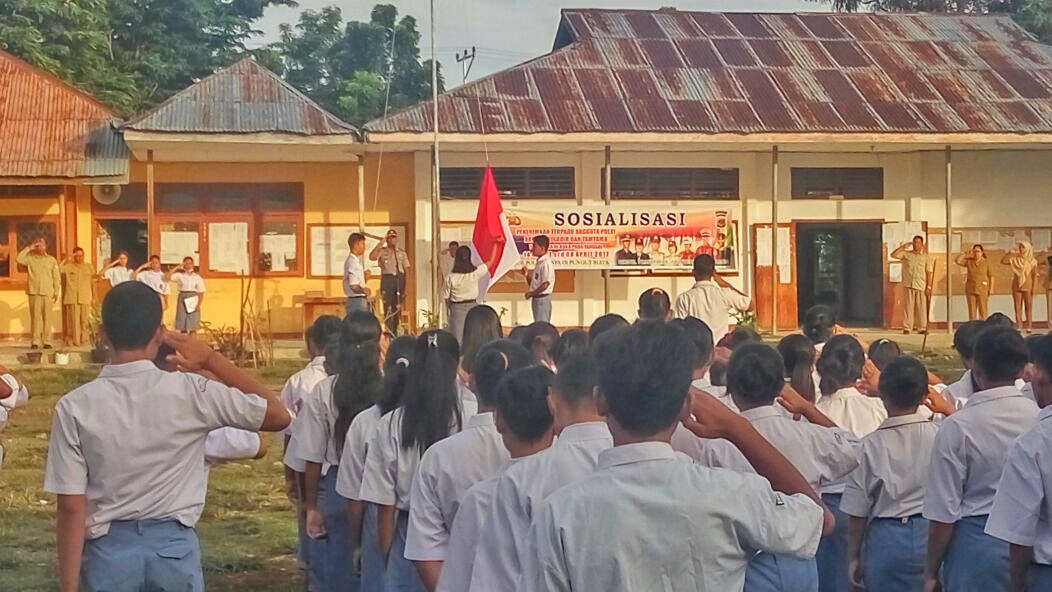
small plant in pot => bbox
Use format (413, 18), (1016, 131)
(86, 305), (109, 364)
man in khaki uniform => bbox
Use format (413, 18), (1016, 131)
(892, 235), (936, 334)
(369, 229), (411, 333)
(61, 247), (94, 346)
(16, 235), (61, 349)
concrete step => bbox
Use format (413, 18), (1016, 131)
(0, 340), (309, 368)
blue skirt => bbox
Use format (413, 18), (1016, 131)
(862, 516), (928, 592)
(384, 510), (426, 592)
(311, 469), (359, 592)
(817, 493), (858, 592)
(942, 514), (1008, 592)
(746, 552), (819, 592)
(361, 503), (385, 592)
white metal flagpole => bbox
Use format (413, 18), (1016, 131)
(430, 0), (442, 324)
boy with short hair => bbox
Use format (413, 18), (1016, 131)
(923, 325), (1038, 592)
(344, 232), (370, 315)
(471, 353), (612, 591)
(44, 282), (291, 592)
(524, 235), (554, 323)
(439, 365), (556, 592)
(637, 287), (672, 321)
(943, 319), (987, 408)
(986, 334), (1052, 590)
(518, 322), (831, 592)
(842, 355), (939, 592)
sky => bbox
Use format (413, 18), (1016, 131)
(255, 0), (822, 85)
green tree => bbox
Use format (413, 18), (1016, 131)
(0, 0), (296, 115)
(270, 4), (444, 126)
(820, 0), (1052, 42)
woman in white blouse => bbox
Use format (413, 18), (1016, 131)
(441, 246), (490, 344)
(168, 256), (205, 335)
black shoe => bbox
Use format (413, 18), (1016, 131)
(30, 344), (39, 350)
(43, 344), (54, 349)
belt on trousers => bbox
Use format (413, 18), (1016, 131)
(450, 300), (475, 305)
(872, 514), (923, 524)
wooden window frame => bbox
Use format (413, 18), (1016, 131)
(606, 168), (741, 200)
(148, 183), (304, 279)
(440, 167), (576, 200)
(0, 215), (62, 288)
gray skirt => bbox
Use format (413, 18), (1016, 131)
(447, 300), (476, 345)
(176, 291), (201, 332)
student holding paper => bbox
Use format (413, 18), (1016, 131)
(169, 256), (205, 335)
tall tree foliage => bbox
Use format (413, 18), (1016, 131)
(270, 4), (444, 126)
(821, 0), (1052, 42)
(0, 0), (295, 115)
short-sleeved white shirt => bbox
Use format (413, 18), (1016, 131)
(986, 405), (1052, 564)
(442, 265), (488, 303)
(923, 385), (1038, 524)
(279, 357), (327, 429)
(840, 413), (939, 520)
(406, 412), (510, 561)
(335, 405), (383, 499)
(344, 254), (366, 298)
(517, 442), (824, 592)
(295, 375), (340, 475)
(43, 361), (268, 538)
(529, 255), (555, 296)
(673, 280), (751, 345)
(471, 421), (612, 592)
(136, 269), (171, 295)
(359, 399), (478, 511)
(437, 470), (505, 592)
(171, 271), (205, 293)
(204, 427), (262, 465)
(104, 266), (133, 287)
(816, 386), (887, 439)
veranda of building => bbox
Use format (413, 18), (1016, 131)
(366, 9), (1052, 332)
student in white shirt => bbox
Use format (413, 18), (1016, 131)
(674, 253), (753, 345)
(986, 334), (1052, 591)
(442, 247), (488, 344)
(300, 311), (382, 592)
(134, 255), (171, 309)
(457, 305), (504, 407)
(0, 365), (29, 471)
(551, 328), (588, 370)
(923, 325), (1038, 592)
(337, 335), (417, 592)
(102, 250), (133, 287)
(841, 356), (939, 592)
(778, 334), (818, 403)
(670, 316), (732, 407)
(698, 344), (860, 592)
(168, 257), (205, 335)
(519, 321), (559, 370)
(943, 320), (988, 409)
(471, 352), (612, 591)
(812, 334), (887, 592)
(523, 235), (554, 323)
(587, 313), (628, 344)
(44, 282), (291, 592)
(344, 232), (371, 315)
(407, 340), (531, 590)
(440, 364), (556, 592)
(280, 315), (341, 577)
(637, 287), (672, 322)
(518, 321), (833, 592)
(359, 330), (476, 592)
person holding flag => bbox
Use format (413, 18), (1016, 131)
(457, 166), (521, 323)
(442, 245), (501, 345)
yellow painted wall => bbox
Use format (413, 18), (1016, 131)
(0, 193), (67, 338)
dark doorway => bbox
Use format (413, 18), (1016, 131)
(96, 219), (148, 269)
(797, 222), (883, 327)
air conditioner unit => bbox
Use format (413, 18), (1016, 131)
(92, 184), (123, 205)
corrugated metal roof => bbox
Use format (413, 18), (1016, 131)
(0, 50), (127, 179)
(367, 9), (1052, 135)
(125, 58), (356, 135)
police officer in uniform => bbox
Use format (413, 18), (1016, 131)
(369, 229), (411, 333)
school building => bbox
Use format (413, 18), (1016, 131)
(1, 9), (1052, 340)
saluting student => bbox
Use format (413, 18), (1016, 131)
(358, 330), (477, 592)
(985, 334), (1052, 591)
(841, 356), (939, 592)
(686, 344), (861, 592)
(336, 335), (418, 592)
(299, 311), (383, 592)
(517, 321), (832, 592)
(135, 255), (171, 309)
(923, 326), (1038, 592)
(0, 364), (29, 471)
(406, 339), (531, 590)
(102, 251), (133, 287)
(439, 363), (555, 592)
(670, 316), (734, 410)
(471, 352), (612, 591)
(168, 257), (205, 335)
(943, 320), (989, 409)
(43, 282), (291, 592)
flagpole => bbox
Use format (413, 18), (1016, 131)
(430, 0), (442, 326)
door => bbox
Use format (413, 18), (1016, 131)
(797, 222), (883, 327)
(96, 219), (148, 270)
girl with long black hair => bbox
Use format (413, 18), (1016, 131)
(300, 311), (383, 592)
(359, 330), (476, 592)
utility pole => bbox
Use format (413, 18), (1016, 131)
(456, 47), (476, 84)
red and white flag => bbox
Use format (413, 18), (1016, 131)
(472, 166), (521, 299)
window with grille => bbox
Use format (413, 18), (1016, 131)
(607, 168), (739, 199)
(791, 168), (884, 199)
(440, 167), (575, 199)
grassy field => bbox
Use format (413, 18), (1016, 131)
(0, 361), (308, 592)
(0, 346), (964, 591)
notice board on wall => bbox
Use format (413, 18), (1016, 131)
(309, 224), (408, 278)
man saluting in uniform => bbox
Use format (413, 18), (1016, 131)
(369, 229), (411, 334)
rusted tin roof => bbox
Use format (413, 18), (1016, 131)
(0, 50), (127, 179)
(125, 58), (356, 135)
(367, 9), (1052, 135)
